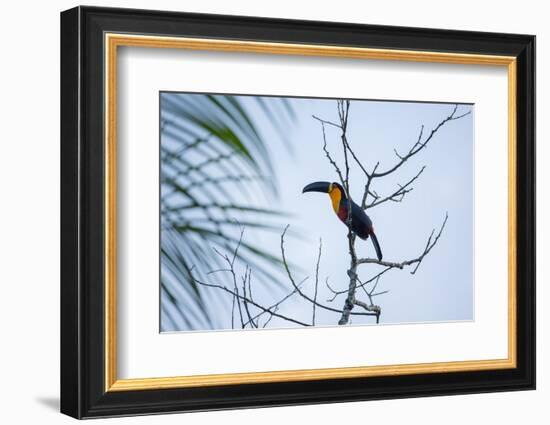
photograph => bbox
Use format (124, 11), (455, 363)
(159, 93), (474, 332)
(56, 4), (535, 419)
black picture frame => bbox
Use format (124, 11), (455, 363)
(61, 5), (535, 419)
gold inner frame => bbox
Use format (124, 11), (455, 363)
(104, 33), (517, 392)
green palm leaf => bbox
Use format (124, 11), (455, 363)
(160, 93), (296, 331)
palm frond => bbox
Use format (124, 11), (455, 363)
(160, 93), (296, 331)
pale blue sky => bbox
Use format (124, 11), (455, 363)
(161, 93), (474, 330)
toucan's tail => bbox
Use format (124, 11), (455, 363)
(370, 231), (383, 261)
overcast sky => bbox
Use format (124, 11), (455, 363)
(161, 93), (474, 331)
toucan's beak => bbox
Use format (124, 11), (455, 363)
(302, 181), (331, 194)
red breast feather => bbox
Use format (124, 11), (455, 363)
(337, 205), (348, 222)
(336, 201), (371, 240)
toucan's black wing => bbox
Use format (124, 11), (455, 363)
(350, 200), (372, 239)
(349, 200), (383, 260)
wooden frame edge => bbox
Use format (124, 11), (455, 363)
(108, 358), (516, 391)
(103, 33), (518, 393)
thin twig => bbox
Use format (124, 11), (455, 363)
(313, 117), (345, 185)
(312, 238), (322, 326)
(243, 277), (308, 327)
(357, 212), (449, 274)
(365, 166), (426, 209)
(371, 106), (471, 178)
(241, 266), (257, 328)
(281, 226), (378, 318)
(194, 277), (311, 327)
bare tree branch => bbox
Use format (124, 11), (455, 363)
(311, 115), (340, 129)
(195, 277), (310, 327)
(357, 212), (449, 274)
(329, 266), (393, 298)
(312, 116), (346, 185)
(312, 238), (322, 326)
(353, 298), (380, 322)
(190, 101), (466, 330)
(339, 101), (363, 325)
(281, 226), (378, 319)
(212, 229), (246, 328)
(241, 266), (257, 328)
(365, 166), (426, 209)
(262, 306), (278, 328)
(370, 105), (471, 178)
(191, 227), (312, 328)
(243, 277), (308, 328)
(310, 103), (464, 325)
(361, 162), (380, 208)
(325, 278), (339, 302)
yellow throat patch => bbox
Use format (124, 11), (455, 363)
(329, 186), (342, 213)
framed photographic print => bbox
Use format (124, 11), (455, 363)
(60, 6), (535, 419)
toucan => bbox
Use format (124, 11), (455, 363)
(302, 181), (383, 260)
